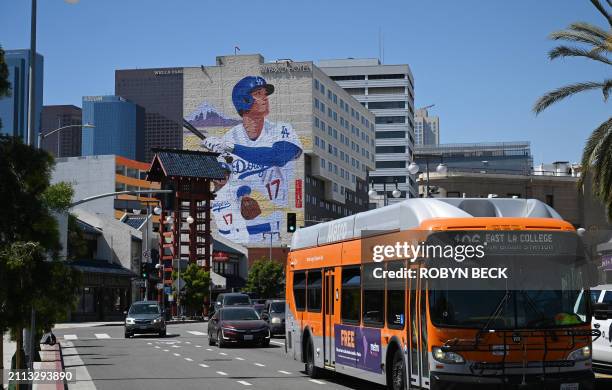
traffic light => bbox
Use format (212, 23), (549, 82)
(141, 263), (148, 279)
(287, 212), (297, 233)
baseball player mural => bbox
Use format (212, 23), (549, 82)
(194, 76), (303, 244)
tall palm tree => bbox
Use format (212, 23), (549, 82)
(534, 0), (612, 219)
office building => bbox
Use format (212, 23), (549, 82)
(0, 49), (43, 144)
(181, 54), (375, 258)
(115, 68), (184, 162)
(415, 142), (533, 176)
(82, 96), (144, 161)
(40, 105), (82, 157)
(319, 58), (416, 200)
(414, 107), (439, 145)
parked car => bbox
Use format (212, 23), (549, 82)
(124, 301), (166, 338)
(261, 299), (285, 336)
(207, 306), (270, 347)
(213, 293), (252, 312)
(575, 284), (612, 374)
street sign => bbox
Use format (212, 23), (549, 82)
(156, 283), (164, 290)
(143, 250), (151, 263)
(167, 294), (174, 302)
(134, 280), (145, 287)
(173, 278), (186, 291)
(164, 286), (172, 295)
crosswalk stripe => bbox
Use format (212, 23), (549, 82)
(237, 380), (252, 386)
(95, 333), (110, 339)
(63, 334), (78, 340)
(309, 379), (325, 385)
(278, 370), (291, 375)
(199, 363), (209, 368)
(216, 371), (228, 376)
(270, 340), (284, 346)
(187, 331), (207, 336)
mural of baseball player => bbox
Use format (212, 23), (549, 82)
(201, 76), (303, 243)
(210, 161), (249, 243)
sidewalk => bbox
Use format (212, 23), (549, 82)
(2, 332), (15, 390)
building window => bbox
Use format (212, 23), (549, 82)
(314, 98), (319, 109)
(314, 79), (319, 90)
(376, 116), (406, 124)
(315, 117), (319, 128)
(333, 111), (337, 122)
(320, 139), (325, 149)
(330, 75), (366, 81)
(376, 131), (406, 139)
(314, 136), (319, 147)
(368, 73), (405, 80)
(320, 102), (326, 113)
(320, 158), (325, 168)
(376, 161), (406, 169)
(320, 83), (325, 94)
(376, 146), (406, 153)
(333, 94), (337, 104)
(368, 101), (406, 109)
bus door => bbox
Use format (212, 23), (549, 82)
(323, 268), (335, 367)
(409, 272), (430, 389)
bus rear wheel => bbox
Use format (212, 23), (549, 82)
(389, 349), (406, 390)
(305, 338), (320, 379)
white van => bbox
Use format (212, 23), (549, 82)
(576, 284), (612, 373)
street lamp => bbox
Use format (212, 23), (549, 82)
(408, 162), (419, 175)
(436, 163), (448, 174)
(37, 123), (94, 152)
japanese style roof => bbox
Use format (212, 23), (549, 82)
(291, 198), (566, 250)
(147, 148), (226, 181)
(68, 259), (136, 277)
(76, 219), (102, 235)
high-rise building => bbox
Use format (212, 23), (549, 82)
(319, 58), (416, 201)
(115, 68), (184, 163)
(0, 49), (43, 143)
(40, 105), (82, 157)
(414, 107), (439, 145)
(180, 54), (375, 262)
(81, 95), (144, 161)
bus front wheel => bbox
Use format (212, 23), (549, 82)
(389, 349), (406, 390)
(305, 338), (321, 379)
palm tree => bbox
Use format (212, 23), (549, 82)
(533, 0), (612, 219)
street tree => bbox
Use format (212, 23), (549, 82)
(244, 259), (284, 299)
(0, 136), (82, 378)
(173, 264), (210, 317)
(534, 0), (612, 218)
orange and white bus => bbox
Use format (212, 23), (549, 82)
(285, 198), (598, 390)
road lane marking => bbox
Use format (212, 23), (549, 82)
(237, 381), (252, 386)
(154, 346), (161, 349)
(254, 363), (265, 367)
(235, 357), (244, 361)
(187, 331), (207, 336)
(216, 371), (228, 376)
(219, 352), (227, 356)
(195, 345), (202, 348)
(309, 379), (325, 385)
(172, 345), (180, 348)
(173, 353), (181, 357)
(63, 334), (78, 340)
(184, 358), (193, 362)
(270, 340), (284, 346)
(163, 349), (169, 352)
(185, 341), (191, 344)
(62, 340), (96, 390)
(199, 363), (209, 368)
(206, 348), (213, 351)
(94, 333), (110, 339)
(278, 370), (291, 375)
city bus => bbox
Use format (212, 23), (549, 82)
(285, 198), (599, 390)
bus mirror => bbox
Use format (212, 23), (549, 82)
(592, 302), (612, 321)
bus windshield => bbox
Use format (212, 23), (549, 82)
(429, 289), (587, 329)
(426, 230), (591, 329)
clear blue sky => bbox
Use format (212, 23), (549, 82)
(1, 0), (609, 164)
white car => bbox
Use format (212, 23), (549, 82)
(576, 284), (612, 373)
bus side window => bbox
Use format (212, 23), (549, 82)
(341, 266), (361, 324)
(294, 271), (306, 311)
(363, 263), (384, 327)
(386, 260), (405, 329)
(307, 270), (322, 312)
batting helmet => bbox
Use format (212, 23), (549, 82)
(232, 76), (274, 115)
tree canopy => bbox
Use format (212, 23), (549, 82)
(243, 259), (284, 299)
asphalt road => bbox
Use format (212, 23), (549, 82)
(53, 322), (385, 390)
(52, 323), (612, 390)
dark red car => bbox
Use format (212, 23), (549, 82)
(208, 306), (270, 347)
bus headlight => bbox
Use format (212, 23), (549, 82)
(567, 346), (591, 361)
(432, 347), (465, 364)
